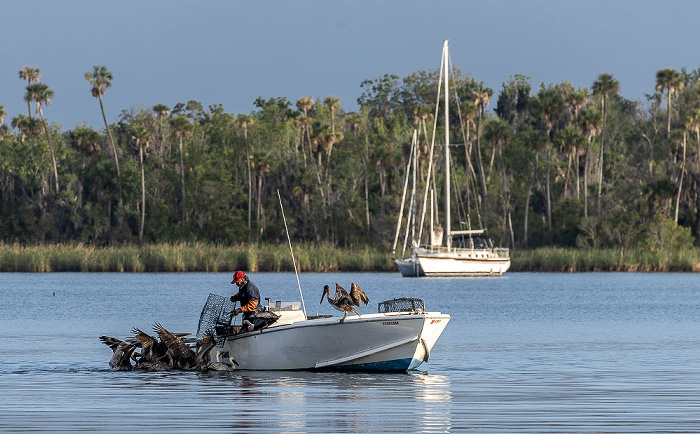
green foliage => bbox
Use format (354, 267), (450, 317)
(1, 61), (700, 265)
(638, 214), (694, 251)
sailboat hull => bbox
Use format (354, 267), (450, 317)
(395, 257), (425, 277)
(415, 251), (510, 277)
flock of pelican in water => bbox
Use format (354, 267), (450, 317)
(100, 322), (237, 372)
(100, 283), (369, 371)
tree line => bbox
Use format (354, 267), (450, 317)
(1, 64), (699, 253)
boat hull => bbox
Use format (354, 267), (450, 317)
(212, 312), (450, 371)
(396, 250), (510, 277)
(416, 252), (510, 277)
(395, 257), (425, 277)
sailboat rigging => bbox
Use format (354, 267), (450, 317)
(392, 40), (511, 277)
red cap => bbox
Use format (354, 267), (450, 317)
(231, 271), (245, 284)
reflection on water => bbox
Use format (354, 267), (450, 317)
(415, 373), (452, 432)
(1, 272), (700, 432)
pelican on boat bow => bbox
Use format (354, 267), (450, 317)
(197, 293), (450, 371)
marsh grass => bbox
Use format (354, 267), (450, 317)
(0, 243), (396, 272)
(512, 247), (700, 272)
(0, 243), (697, 272)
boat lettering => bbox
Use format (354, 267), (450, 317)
(382, 321), (399, 325)
(430, 320), (441, 324)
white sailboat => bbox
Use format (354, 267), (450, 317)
(393, 40), (510, 277)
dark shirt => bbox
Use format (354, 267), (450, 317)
(233, 280), (261, 312)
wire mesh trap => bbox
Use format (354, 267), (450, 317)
(197, 293), (236, 341)
(377, 297), (425, 313)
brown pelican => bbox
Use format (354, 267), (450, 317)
(321, 283), (369, 321)
(194, 331), (218, 370)
(99, 336), (137, 371)
(152, 322), (197, 370)
(206, 350), (237, 371)
(341, 282), (370, 307)
(130, 327), (168, 363)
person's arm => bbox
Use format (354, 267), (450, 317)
(239, 299), (259, 312)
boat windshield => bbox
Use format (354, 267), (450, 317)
(451, 234), (491, 249)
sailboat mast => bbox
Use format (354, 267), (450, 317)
(443, 40), (451, 251)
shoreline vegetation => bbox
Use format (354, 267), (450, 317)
(0, 243), (698, 273)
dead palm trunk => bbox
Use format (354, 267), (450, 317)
(584, 136), (592, 218)
(674, 132), (687, 223)
(178, 135), (187, 231)
(353, 130), (370, 237)
(37, 107), (59, 193)
(597, 97), (607, 220)
(523, 155), (539, 247)
(545, 142), (552, 231)
(244, 126), (252, 229)
(98, 95), (120, 178)
(139, 145), (145, 242)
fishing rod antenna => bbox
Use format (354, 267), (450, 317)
(277, 189), (307, 317)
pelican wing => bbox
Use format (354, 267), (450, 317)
(350, 282), (369, 305)
(153, 322), (196, 368)
(100, 336), (135, 370)
(131, 327), (156, 350)
(99, 336), (125, 353)
(335, 283), (350, 299)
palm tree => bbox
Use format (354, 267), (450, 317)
(295, 115), (312, 165)
(0, 106), (9, 141)
(236, 114), (254, 229)
(532, 85), (565, 231)
(591, 73), (620, 219)
(296, 97), (315, 160)
(0, 124), (9, 141)
(673, 127), (688, 224)
(70, 126), (102, 169)
(12, 114), (43, 142)
(458, 100), (479, 192)
(19, 66), (41, 117)
(25, 82), (59, 192)
(520, 128), (548, 247)
(687, 108), (700, 172)
(324, 96), (340, 135)
(555, 125), (585, 200)
(296, 97), (314, 117)
(577, 107), (602, 218)
(131, 125), (150, 242)
(152, 103), (171, 163)
(655, 68), (684, 138)
(472, 87), (492, 210)
(483, 118), (513, 246)
(170, 115), (192, 230)
(85, 66), (120, 177)
(566, 87), (589, 121)
(345, 113), (370, 236)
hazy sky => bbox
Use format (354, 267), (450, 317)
(3, 1), (700, 130)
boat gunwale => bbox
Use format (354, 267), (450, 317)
(222, 311), (450, 341)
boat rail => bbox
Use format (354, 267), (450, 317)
(416, 246), (510, 257)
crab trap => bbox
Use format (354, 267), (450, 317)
(197, 293), (236, 341)
(377, 297), (425, 313)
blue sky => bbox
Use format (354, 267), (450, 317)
(2, 1), (700, 130)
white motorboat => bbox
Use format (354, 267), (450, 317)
(392, 40), (510, 277)
(197, 294), (450, 371)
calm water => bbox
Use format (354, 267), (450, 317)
(1, 272), (699, 432)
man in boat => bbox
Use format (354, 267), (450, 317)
(230, 271), (261, 331)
